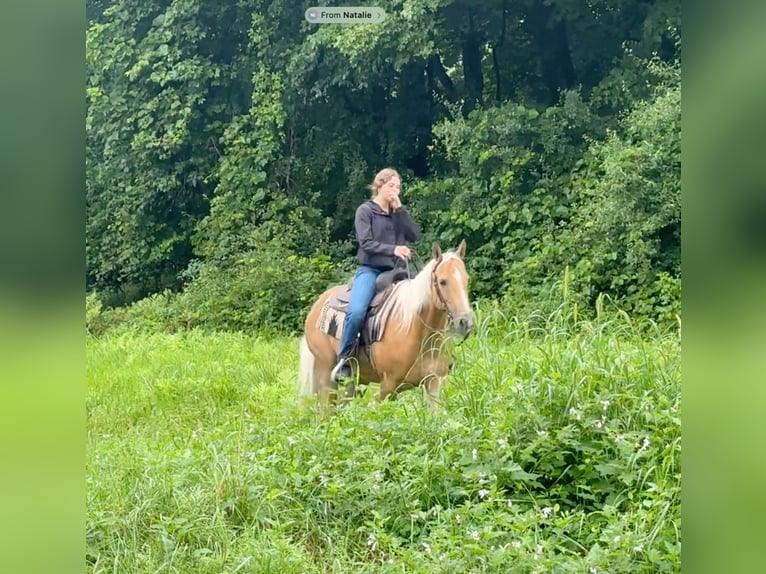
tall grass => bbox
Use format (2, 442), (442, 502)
(87, 304), (680, 573)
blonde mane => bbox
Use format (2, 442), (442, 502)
(386, 251), (462, 334)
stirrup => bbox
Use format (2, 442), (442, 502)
(331, 358), (353, 382)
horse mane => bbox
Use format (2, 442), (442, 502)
(387, 251), (461, 334)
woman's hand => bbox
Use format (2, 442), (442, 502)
(394, 245), (412, 260)
(388, 195), (402, 211)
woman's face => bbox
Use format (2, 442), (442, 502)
(380, 176), (401, 202)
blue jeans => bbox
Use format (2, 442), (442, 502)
(337, 265), (383, 359)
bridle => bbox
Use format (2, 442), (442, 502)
(405, 253), (471, 345)
(430, 256), (455, 323)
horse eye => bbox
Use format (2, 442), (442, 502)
(439, 279), (448, 286)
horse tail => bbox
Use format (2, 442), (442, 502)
(297, 336), (317, 399)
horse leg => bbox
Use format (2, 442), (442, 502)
(379, 373), (400, 402)
(415, 356), (453, 413)
(314, 363), (338, 417)
(424, 373), (448, 413)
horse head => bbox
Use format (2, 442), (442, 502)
(430, 239), (475, 337)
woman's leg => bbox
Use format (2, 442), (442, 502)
(332, 266), (380, 381)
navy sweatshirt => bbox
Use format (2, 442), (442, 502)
(354, 200), (420, 270)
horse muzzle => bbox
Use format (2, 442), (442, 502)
(454, 313), (475, 337)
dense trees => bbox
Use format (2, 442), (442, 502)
(86, 0), (681, 332)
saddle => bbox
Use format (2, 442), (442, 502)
(315, 267), (409, 345)
(332, 267), (409, 316)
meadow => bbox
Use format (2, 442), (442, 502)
(86, 303), (680, 573)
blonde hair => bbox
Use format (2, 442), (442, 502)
(369, 168), (401, 197)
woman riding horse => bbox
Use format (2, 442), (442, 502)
(330, 168), (420, 383)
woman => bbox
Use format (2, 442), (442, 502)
(330, 168), (420, 383)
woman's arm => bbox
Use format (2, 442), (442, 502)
(356, 204), (396, 256)
(393, 208), (420, 243)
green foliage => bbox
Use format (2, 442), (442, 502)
(87, 306), (680, 572)
(411, 90), (599, 301)
(562, 61), (681, 321)
(86, 0), (681, 331)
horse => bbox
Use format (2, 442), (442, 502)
(298, 240), (475, 413)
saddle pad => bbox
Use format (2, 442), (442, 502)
(316, 282), (402, 344)
(330, 283), (394, 315)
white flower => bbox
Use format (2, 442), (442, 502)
(634, 544), (644, 553)
(589, 568), (597, 574)
(372, 471), (383, 482)
(469, 530), (480, 541)
(507, 499), (514, 508)
(613, 535), (621, 543)
(594, 420), (603, 429)
(286, 436), (296, 446)
(497, 438), (508, 449)
(541, 506), (553, 518)
(512, 540), (522, 549)
(478, 489), (490, 499)
(536, 430), (547, 437)
(569, 407), (582, 420)
(422, 542), (431, 553)
(366, 534), (377, 550)
(472, 448), (478, 461)
(600, 399), (610, 410)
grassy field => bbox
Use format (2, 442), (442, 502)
(86, 305), (681, 573)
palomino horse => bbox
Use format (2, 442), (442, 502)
(298, 240), (474, 412)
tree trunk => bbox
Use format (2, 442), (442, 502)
(526, 0), (577, 105)
(462, 34), (484, 115)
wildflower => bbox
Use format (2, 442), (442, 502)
(634, 544), (644, 553)
(536, 430), (547, 437)
(472, 448), (478, 461)
(637, 437), (650, 454)
(512, 540), (522, 549)
(613, 535), (621, 543)
(589, 568), (597, 574)
(497, 438), (508, 449)
(372, 471), (383, 482)
(541, 506), (553, 518)
(422, 542), (431, 554)
(478, 489), (490, 499)
(569, 407), (582, 421)
(366, 534), (377, 551)
(507, 499), (514, 508)
(594, 420), (603, 429)
(286, 436), (296, 446)
(469, 530), (480, 541)
(600, 399), (610, 410)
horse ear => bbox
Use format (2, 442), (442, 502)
(432, 241), (442, 260)
(456, 239), (467, 259)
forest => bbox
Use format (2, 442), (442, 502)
(86, 0), (681, 334)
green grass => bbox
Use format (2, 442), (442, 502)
(86, 307), (680, 573)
